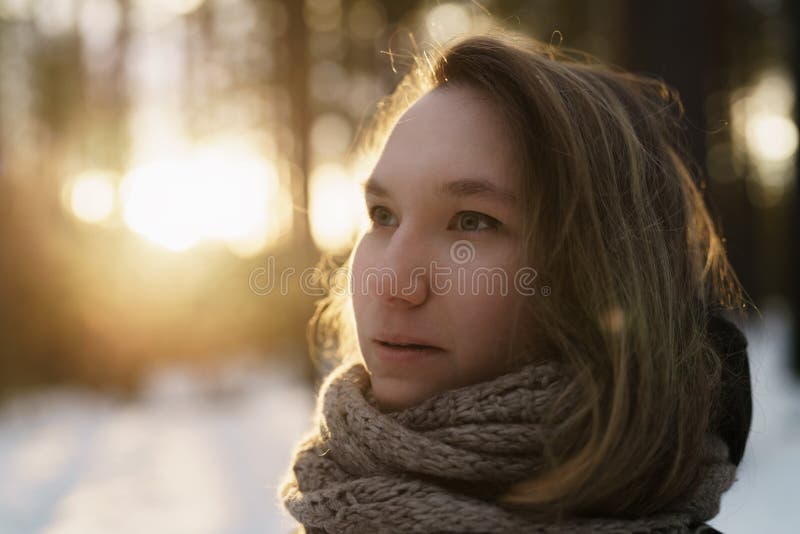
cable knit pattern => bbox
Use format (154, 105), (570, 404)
(279, 360), (736, 533)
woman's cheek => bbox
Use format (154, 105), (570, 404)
(446, 263), (522, 343)
(349, 240), (370, 325)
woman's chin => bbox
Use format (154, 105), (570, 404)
(369, 376), (438, 413)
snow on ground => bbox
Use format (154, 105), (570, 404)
(0, 303), (797, 533)
(0, 356), (314, 534)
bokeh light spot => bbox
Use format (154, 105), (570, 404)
(67, 171), (117, 224)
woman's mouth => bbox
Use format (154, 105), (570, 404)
(372, 340), (445, 362)
(378, 341), (435, 349)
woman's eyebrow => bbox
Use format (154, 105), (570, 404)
(363, 176), (516, 206)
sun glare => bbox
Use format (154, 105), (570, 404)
(120, 141), (289, 256)
(308, 162), (368, 254)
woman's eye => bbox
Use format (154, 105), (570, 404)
(368, 205), (397, 227)
(367, 206), (500, 232)
(451, 211), (501, 232)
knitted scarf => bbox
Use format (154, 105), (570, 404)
(279, 359), (736, 533)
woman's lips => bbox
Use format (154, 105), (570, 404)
(374, 334), (442, 349)
(371, 339), (445, 362)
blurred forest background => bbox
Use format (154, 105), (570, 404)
(0, 0), (797, 399)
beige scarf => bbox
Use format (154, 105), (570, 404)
(279, 359), (736, 533)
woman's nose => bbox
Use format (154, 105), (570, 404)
(378, 231), (430, 307)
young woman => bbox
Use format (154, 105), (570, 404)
(279, 31), (754, 533)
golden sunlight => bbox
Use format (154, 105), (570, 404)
(425, 3), (472, 44)
(730, 69), (798, 206)
(66, 170), (116, 224)
(132, 0), (205, 18)
(308, 162), (367, 254)
(120, 141), (288, 256)
(745, 114), (798, 162)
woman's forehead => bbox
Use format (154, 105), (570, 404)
(373, 86), (518, 193)
(393, 86), (506, 141)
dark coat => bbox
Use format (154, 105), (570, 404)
(706, 311), (752, 467)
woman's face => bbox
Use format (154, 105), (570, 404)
(351, 85), (532, 411)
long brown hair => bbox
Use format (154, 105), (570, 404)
(307, 29), (755, 519)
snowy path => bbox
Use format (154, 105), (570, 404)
(0, 305), (797, 533)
